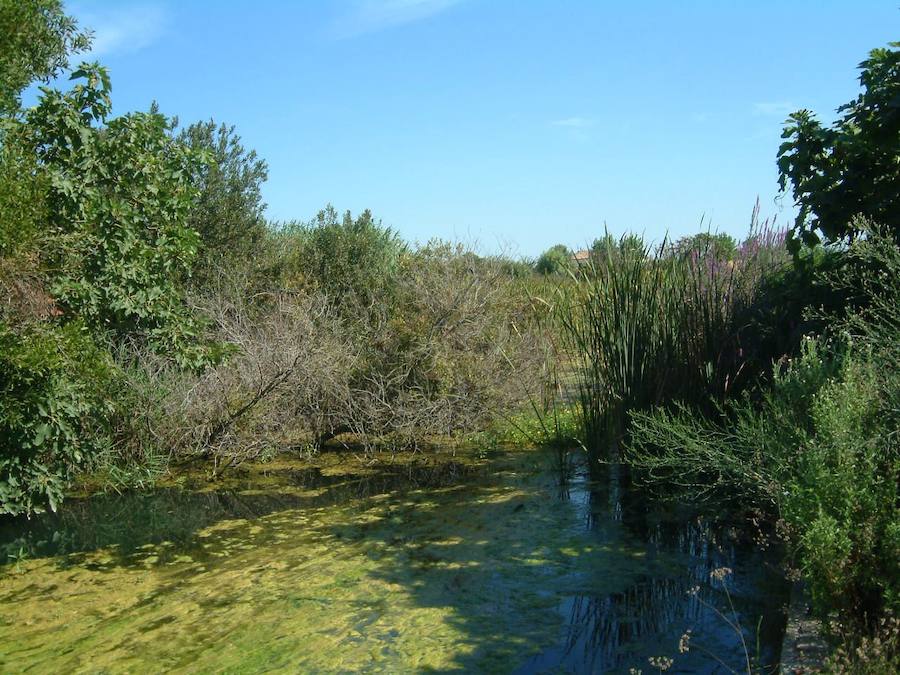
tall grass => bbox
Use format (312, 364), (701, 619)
(558, 224), (785, 463)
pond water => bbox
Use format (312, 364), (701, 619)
(0, 449), (788, 673)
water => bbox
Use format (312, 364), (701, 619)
(0, 449), (788, 673)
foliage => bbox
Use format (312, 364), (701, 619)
(670, 232), (738, 261)
(278, 206), (406, 314)
(472, 404), (580, 450)
(558, 229), (784, 460)
(21, 64), (217, 368)
(177, 120), (269, 285)
(133, 238), (548, 462)
(0, 132), (47, 258)
(626, 226), (900, 628)
(778, 42), (900, 250)
(0, 0), (91, 115)
(535, 244), (572, 275)
(826, 615), (900, 674)
(590, 233), (646, 265)
(0, 320), (114, 515)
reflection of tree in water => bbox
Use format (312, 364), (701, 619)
(0, 457), (485, 566)
(519, 460), (788, 674)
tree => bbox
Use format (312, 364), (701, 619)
(672, 232), (738, 261)
(177, 120), (269, 284)
(590, 233), (648, 267)
(0, 0), (91, 115)
(284, 205), (406, 314)
(778, 42), (900, 250)
(22, 64), (215, 367)
(535, 244), (572, 275)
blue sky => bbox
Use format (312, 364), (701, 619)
(52, 1), (898, 256)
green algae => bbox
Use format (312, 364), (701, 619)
(0, 449), (787, 673)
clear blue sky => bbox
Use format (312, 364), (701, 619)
(53, 1), (897, 256)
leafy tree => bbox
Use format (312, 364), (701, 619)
(285, 205), (406, 313)
(535, 244), (572, 275)
(672, 232), (738, 260)
(21, 64), (215, 367)
(778, 42), (900, 250)
(177, 120), (269, 284)
(590, 233), (648, 267)
(0, 0), (91, 115)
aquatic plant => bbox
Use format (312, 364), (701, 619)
(557, 219), (786, 462)
(627, 224), (900, 631)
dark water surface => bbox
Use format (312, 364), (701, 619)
(0, 449), (788, 673)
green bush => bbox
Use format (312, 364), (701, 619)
(627, 227), (900, 627)
(0, 321), (114, 515)
(279, 205), (406, 314)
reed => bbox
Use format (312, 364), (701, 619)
(558, 225), (785, 463)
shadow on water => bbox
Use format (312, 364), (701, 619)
(0, 457), (483, 569)
(0, 448), (789, 673)
(314, 451), (789, 673)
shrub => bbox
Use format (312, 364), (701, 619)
(626, 226), (900, 628)
(0, 320), (114, 515)
(276, 206), (407, 317)
(136, 240), (548, 463)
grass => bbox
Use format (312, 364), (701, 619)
(556, 228), (785, 463)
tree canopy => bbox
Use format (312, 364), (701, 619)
(177, 120), (269, 283)
(778, 42), (900, 250)
(0, 0), (91, 115)
(535, 244), (572, 275)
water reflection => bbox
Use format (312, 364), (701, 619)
(517, 457), (788, 673)
(0, 457), (485, 565)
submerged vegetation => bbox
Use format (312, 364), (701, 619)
(1, 1), (898, 671)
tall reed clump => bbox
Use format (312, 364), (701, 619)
(558, 224), (785, 463)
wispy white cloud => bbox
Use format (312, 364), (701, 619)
(334, 0), (466, 38)
(550, 117), (594, 129)
(73, 3), (167, 58)
(752, 101), (797, 117)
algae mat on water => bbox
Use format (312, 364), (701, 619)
(0, 451), (787, 673)
(0, 455), (656, 673)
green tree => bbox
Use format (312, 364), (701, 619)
(672, 232), (738, 260)
(177, 120), (269, 284)
(21, 64), (215, 367)
(590, 233), (648, 267)
(0, 0), (91, 115)
(285, 205), (406, 313)
(535, 244), (572, 275)
(778, 42), (900, 250)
